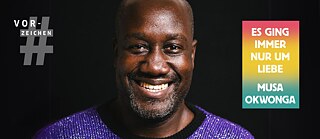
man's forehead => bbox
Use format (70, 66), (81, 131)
(120, 0), (189, 16)
(116, 0), (194, 40)
(122, 0), (187, 8)
(120, 1), (189, 28)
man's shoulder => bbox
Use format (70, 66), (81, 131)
(193, 105), (254, 139)
(33, 106), (113, 139)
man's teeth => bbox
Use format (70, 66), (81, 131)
(139, 82), (169, 92)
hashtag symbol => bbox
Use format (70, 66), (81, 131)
(20, 17), (53, 65)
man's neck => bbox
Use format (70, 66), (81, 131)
(112, 99), (194, 138)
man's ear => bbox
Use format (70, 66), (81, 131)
(191, 39), (198, 68)
(113, 37), (118, 68)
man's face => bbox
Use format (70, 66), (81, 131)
(114, 1), (197, 120)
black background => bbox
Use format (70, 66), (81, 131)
(5, 0), (319, 139)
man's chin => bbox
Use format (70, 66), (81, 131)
(129, 97), (176, 120)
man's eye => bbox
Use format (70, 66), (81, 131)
(128, 44), (148, 54)
(164, 44), (182, 54)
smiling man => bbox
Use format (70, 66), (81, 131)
(34, 0), (254, 138)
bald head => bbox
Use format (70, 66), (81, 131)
(115, 0), (194, 40)
(113, 0), (198, 123)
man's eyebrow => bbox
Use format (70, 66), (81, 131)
(165, 34), (187, 42)
(125, 33), (188, 42)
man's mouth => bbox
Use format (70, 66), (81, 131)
(139, 82), (169, 92)
(128, 73), (177, 99)
(131, 79), (174, 99)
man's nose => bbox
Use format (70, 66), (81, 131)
(140, 48), (170, 76)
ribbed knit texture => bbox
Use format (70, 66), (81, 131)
(34, 104), (254, 139)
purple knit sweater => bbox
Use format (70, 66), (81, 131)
(34, 103), (254, 139)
